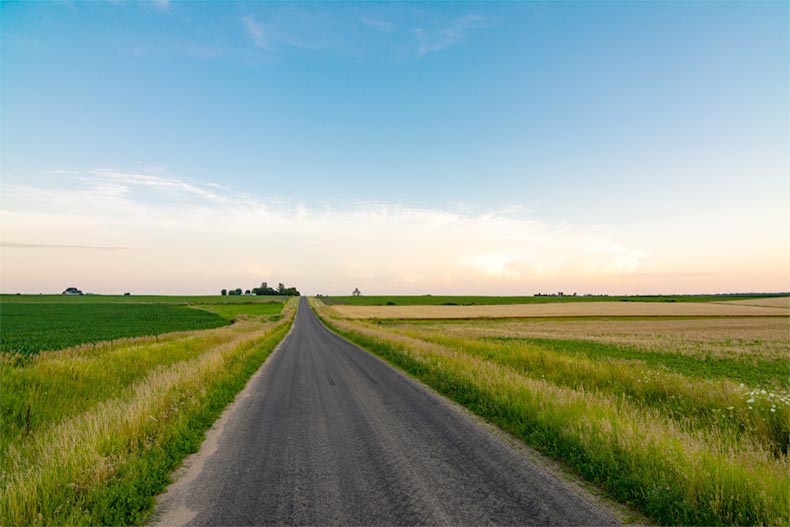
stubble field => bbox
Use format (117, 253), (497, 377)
(314, 297), (790, 525)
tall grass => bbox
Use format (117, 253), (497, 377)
(0, 300), (296, 526)
(313, 300), (790, 526)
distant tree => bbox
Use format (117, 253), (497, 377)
(244, 289), (251, 295)
(124, 292), (131, 296)
(235, 288), (242, 296)
(277, 283), (285, 294)
(221, 289), (227, 296)
(255, 282), (277, 295)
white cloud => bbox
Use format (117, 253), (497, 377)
(0, 169), (654, 295)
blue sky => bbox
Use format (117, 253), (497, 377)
(1, 1), (788, 295)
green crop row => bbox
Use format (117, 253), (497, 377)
(0, 303), (230, 355)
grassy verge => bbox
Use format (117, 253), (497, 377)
(194, 302), (284, 320)
(0, 300), (296, 526)
(312, 300), (789, 526)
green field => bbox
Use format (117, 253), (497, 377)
(313, 299), (790, 526)
(0, 300), (297, 525)
(323, 294), (782, 306)
(0, 303), (230, 355)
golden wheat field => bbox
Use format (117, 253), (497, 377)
(715, 296), (790, 308)
(381, 316), (790, 360)
(327, 298), (790, 319)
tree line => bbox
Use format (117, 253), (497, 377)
(221, 282), (300, 297)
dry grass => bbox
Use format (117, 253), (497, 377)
(328, 300), (789, 319)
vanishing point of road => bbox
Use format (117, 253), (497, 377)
(154, 297), (618, 526)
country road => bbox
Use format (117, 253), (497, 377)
(153, 297), (618, 526)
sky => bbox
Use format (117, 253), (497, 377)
(1, 1), (788, 296)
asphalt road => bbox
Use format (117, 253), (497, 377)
(153, 297), (618, 526)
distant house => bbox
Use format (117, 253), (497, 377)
(352, 288), (361, 296)
(62, 287), (83, 295)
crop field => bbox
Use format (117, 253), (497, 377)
(0, 299), (297, 525)
(0, 294), (287, 356)
(323, 294), (783, 306)
(0, 303), (230, 355)
(313, 299), (790, 525)
(326, 298), (789, 319)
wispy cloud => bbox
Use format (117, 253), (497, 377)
(88, 169), (237, 206)
(103, 5), (494, 63)
(360, 17), (395, 33)
(237, 7), (495, 61)
(1, 242), (128, 251)
(413, 14), (491, 57)
(242, 14), (270, 50)
(241, 9), (352, 55)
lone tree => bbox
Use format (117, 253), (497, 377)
(221, 289), (227, 296)
(352, 288), (361, 296)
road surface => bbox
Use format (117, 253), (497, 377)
(153, 297), (618, 526)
